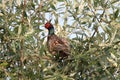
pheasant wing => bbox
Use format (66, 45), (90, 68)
(52, 37), (70, 57)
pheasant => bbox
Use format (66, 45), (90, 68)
(45, 21), (70, 58)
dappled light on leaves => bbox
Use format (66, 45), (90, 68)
(0, 0), (120, 80)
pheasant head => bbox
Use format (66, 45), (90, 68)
(45, 21), (54, 35)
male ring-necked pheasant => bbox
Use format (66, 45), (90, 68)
(45, 20), (70, 58)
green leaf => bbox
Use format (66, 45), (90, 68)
(114, 9), (119, 19)
(75, 7), (79, 13)
(0, 61), (8, 67)
(23, 10), (27, 18)
(50, 4), (56, 10)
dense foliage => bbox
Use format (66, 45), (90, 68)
(0, 0), (120, 80)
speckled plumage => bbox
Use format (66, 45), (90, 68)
(45, 21), (70, 58)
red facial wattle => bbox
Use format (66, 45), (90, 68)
(45, 22), (52, 29)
